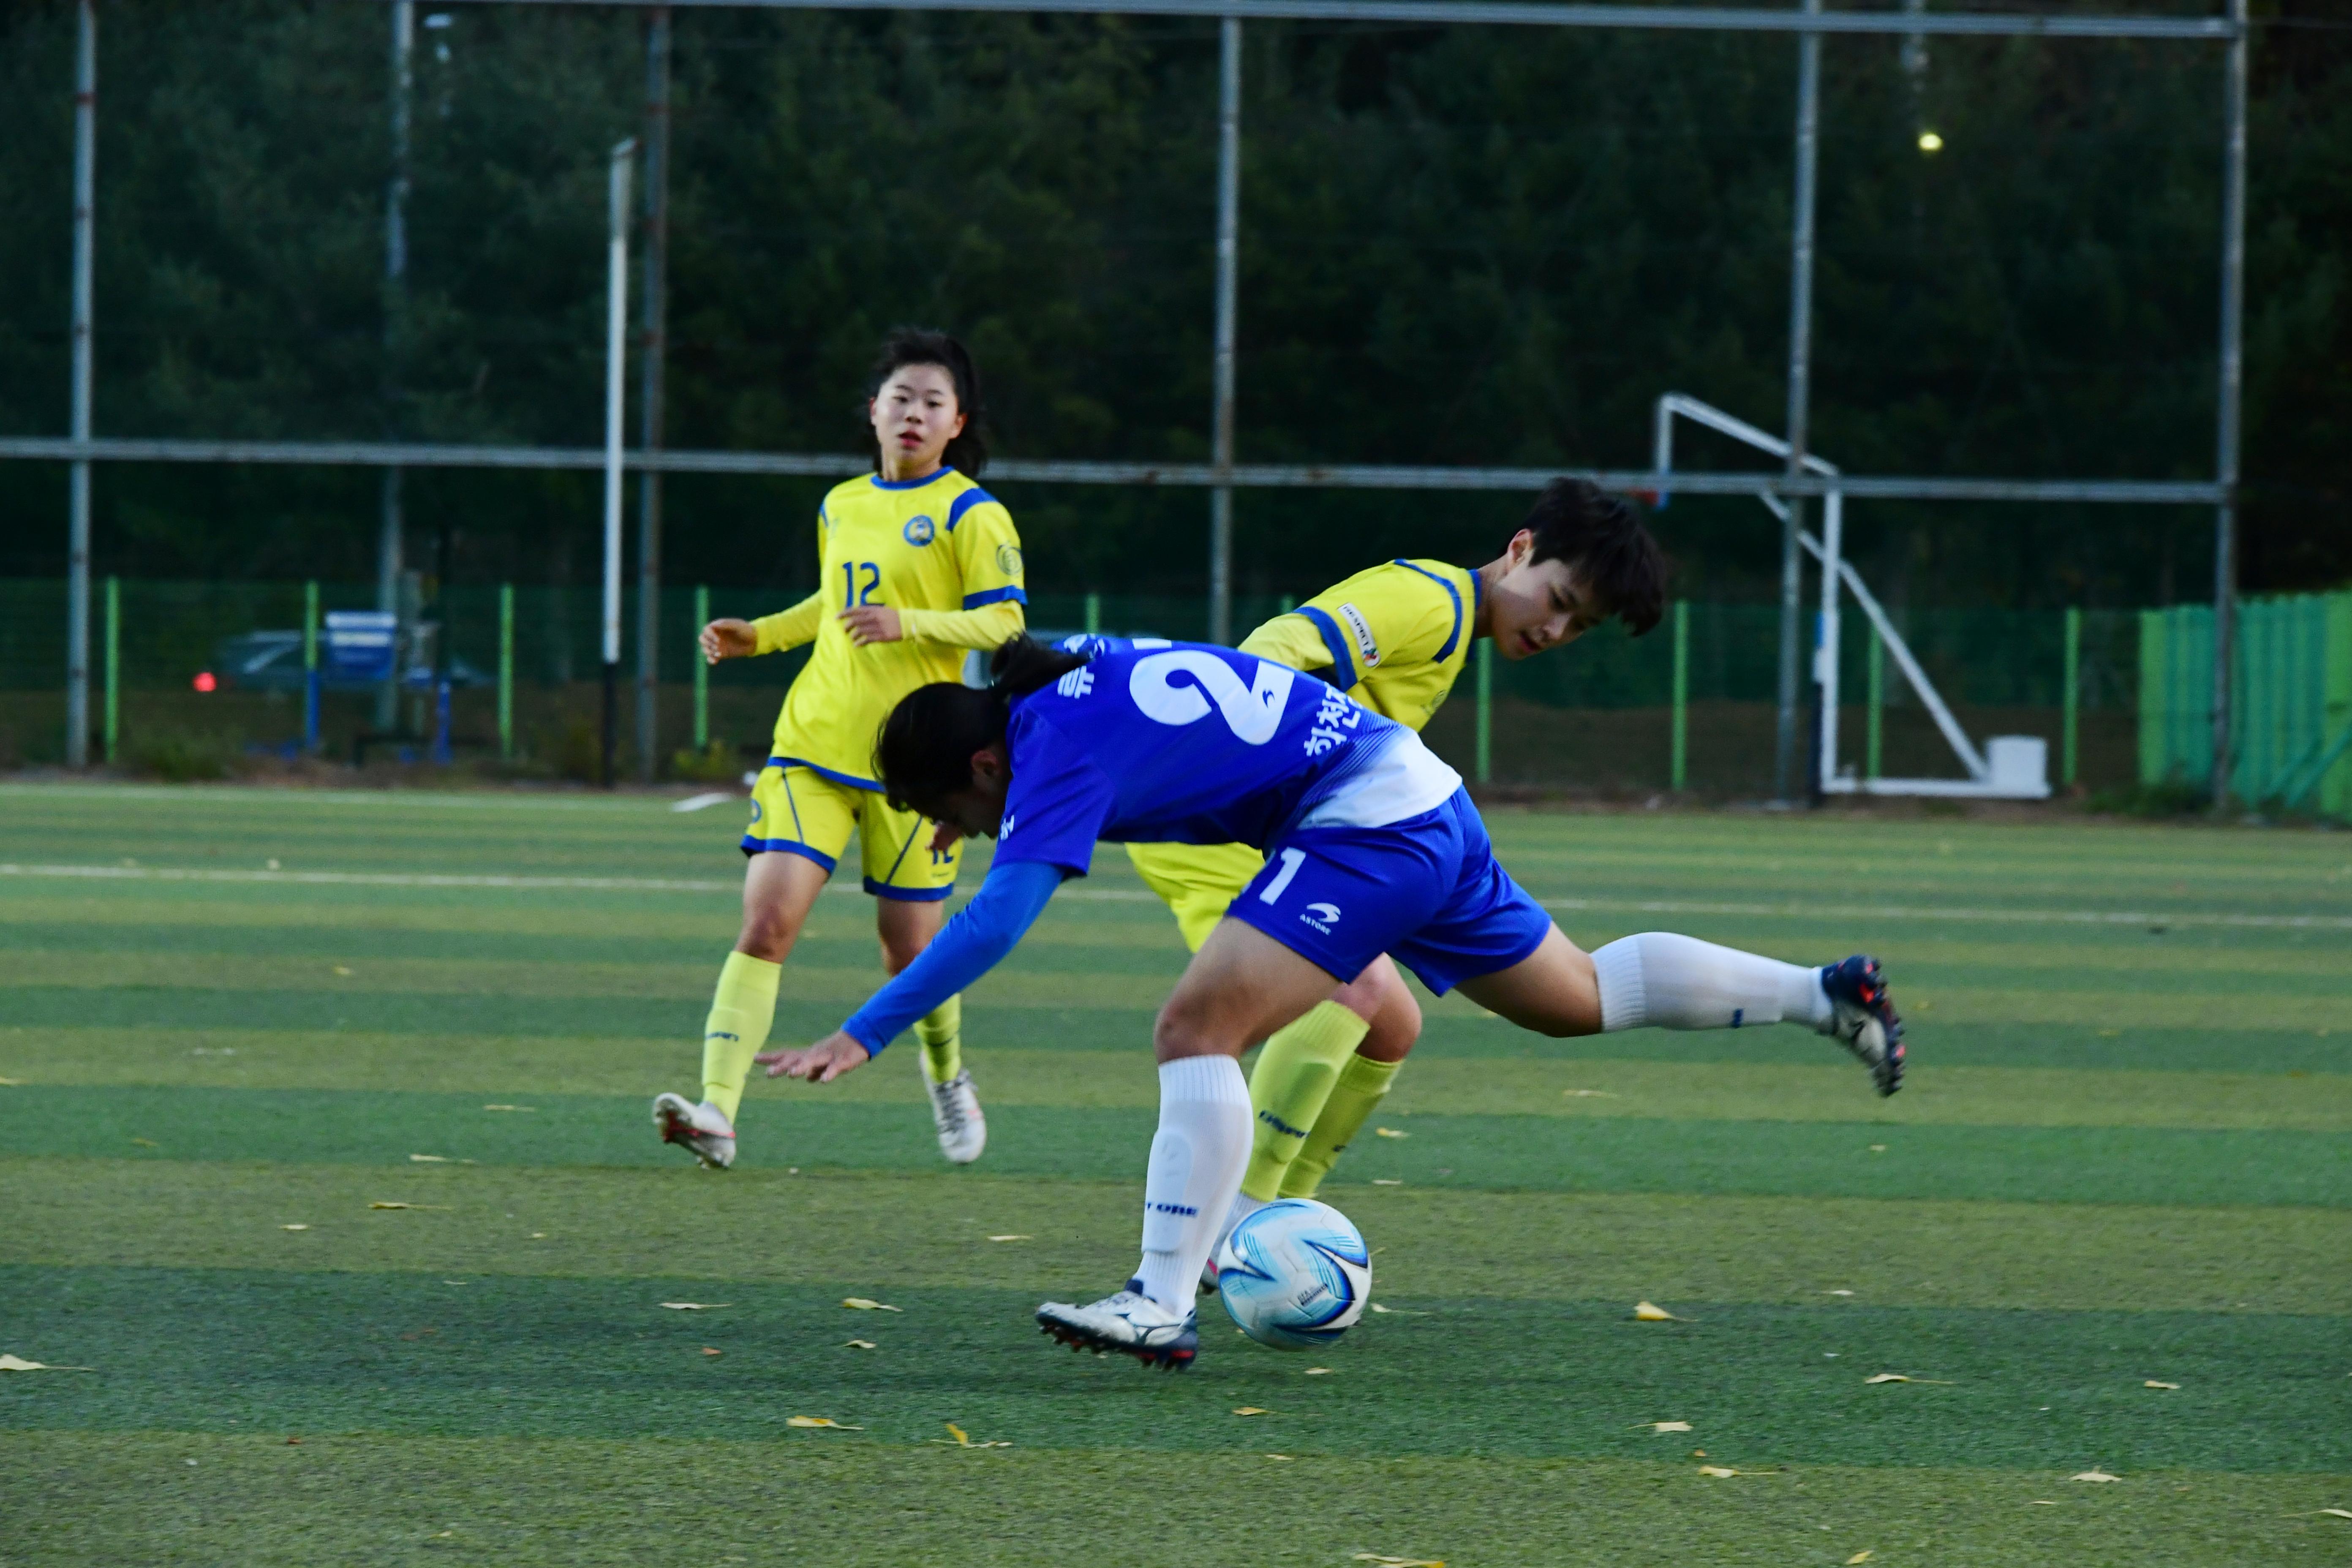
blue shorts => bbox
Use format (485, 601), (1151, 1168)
(1226, 789), (1553, 994)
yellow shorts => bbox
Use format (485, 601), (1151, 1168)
(1125, 841), (1267, 952)
(743, 762), (961, 901)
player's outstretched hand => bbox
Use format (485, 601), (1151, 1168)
(700, 618), (758, 664)
(758, 1031), (872, 1084)
(837, 605), (903, 645)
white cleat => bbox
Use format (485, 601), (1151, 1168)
(652, 1092), (736, 1170)
(1036, 1282), (1198, 1369)
(926, 1069), (987, 1165)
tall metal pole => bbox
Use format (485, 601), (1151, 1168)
(1777, 0), (1822, 804)
(65, 0), (96, 769)
(634, 7), (671, 781)
(1207, 16), (1241, 645)
(2209, 0), (2248, 811)
(602, 138), (637, 790)
(378, 0), (414, 732)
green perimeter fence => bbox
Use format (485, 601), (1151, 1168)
(3, 577), (2338, 814)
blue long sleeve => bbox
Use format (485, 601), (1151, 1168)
(841, 858), (1062, 1054)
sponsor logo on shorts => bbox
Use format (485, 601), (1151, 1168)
(1338, 602), (1380, 667)
(1301, 901), (1342, 934)
(904, 514), (936, 545)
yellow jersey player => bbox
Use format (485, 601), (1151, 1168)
(654, 330), (1026, 1171)
(1124, 478), (1666, 1251)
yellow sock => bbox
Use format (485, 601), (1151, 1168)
(914, 995), (962, 1085)
(1239, 1002), (1370, 1201)
(1279, 1052), (1402, 1200)
(699, 951), (780, 1123)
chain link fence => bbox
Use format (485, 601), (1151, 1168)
(1, 577), (2145, 799)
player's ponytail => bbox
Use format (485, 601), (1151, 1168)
(875, 636), (1088, 817)
(864, 327), (990, 478)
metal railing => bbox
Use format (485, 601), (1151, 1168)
(14, 0), (2251, 806)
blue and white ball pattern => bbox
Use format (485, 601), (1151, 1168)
(1215, 1198), (1372, 1350)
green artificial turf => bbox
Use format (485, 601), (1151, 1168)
(3, 783), (2348, 1564)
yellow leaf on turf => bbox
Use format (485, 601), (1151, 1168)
(1233, 1407), (1271, 1417)
(1699, 1466), (1741, 1478)
(1826, 1289), (1855, 1297)
(367, 1202), (448, 1211)
(1846, 1553), (1873, 1564)
(2144, 1380), (2180, 1390)
(1375, 1127), (1408, 1139)
(1265, 1453), (1293, 1461)
(332, 966), (352, 976)
(0, 1355), (93, 1372)
(280, 1224), (309, 1231)
(659, 1303), (731, 1311)
(843, 1339), (876, 1350)
(2069, 1471), (2121, 1483)
(408, 1154), (449, 1163)
(2029, 1500), (2058, 1505)
(1650, 1421), (1693, 1433)
(1351, 1556), (1446, 1567)
(786, 1416), (861, 1430)
(2319, 1508), (2352, 1520)
(1634, 1301), (1680, 1321)
(841, 1298), (902, 1312)
(986, 1235), (1031, 1242)
(1305, 1368), (1333, 1376)
(1868, 1144), (1888, 1153)
(700, 1347), (721, 1357)
(945, 1423), (969, 1446)
(1372, 1179), (1404, 1186)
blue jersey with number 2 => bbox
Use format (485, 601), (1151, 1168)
(992, 639), (1402, 877)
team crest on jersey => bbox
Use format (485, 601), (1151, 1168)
(995, 543), (1024, 577)
(1338, 602), (1381, 667)
(903, 515), (936, 546)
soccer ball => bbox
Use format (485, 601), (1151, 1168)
(1214, 1198), (1372, 1350)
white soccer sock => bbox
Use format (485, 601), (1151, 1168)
(1591, 932), (1833, 1034)
(1134, 1054), (1252, 1312)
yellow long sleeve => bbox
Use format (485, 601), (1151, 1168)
(897, 599), (1026, 651)
(749, 592), (825, 655)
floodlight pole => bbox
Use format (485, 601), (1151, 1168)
(1777, 0), (1822, 805)
(379, 0), (414, 734)
(65, 0), (96, 770)
(635, 8), (671, 782)
(602, 137), (637, 791)
(1208, 16), (1241, 645)
(2209, 0), (2248, 811)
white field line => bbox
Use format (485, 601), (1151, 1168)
(2, 861), (2347, 931)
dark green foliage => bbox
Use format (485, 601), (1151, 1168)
(1, 5), (2346, 606)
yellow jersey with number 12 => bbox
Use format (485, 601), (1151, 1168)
(768, 468), (1025, 788)
(1240, 557), (1483, 731)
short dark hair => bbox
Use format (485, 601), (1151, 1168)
(874, 637), (1087, 818)
(1518, 478), (1667, 637)
(865, 328), (988, 478)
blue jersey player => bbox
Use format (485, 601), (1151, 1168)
(758, 636), (1905, 1370)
